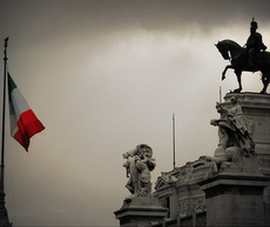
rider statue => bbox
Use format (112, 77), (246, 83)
(244, 18), (267, 68)
(215, 18), (270, 94)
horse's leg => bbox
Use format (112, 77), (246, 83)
(233, 70), (242, 93)
(260, 73), (269, 94)
(222, 65), (234, 80)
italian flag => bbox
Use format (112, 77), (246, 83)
(8, 73), (45, 151)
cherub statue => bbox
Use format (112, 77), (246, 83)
(123, 144), (156, 196)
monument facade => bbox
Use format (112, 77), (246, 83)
(153, 93), (270, 227)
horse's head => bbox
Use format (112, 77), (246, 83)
(215, 41), (230, 60)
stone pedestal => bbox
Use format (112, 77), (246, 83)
(222, 93), (270, 225)
(200, 173), (270, 226)
(200, 155), (270, 227)
(114, 196), (168, 227)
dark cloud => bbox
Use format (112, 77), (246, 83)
(1, 0), (270, 36)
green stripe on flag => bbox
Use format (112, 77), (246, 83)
(8, 72), (17, 93)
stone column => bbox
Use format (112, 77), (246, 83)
(223, 93), (270, 226)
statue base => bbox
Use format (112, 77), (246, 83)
(114, 195), (168, 227)
(199, 155), (270, 226)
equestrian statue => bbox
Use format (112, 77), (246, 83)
(216, 18), (270, 94)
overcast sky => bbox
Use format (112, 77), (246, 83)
(1, 0), (270, 226)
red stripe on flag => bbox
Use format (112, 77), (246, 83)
(13, 109), (45, 151)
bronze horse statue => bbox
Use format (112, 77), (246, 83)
(215, 39), (270, 94)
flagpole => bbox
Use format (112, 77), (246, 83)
(172, 113), (176, 169)
(1, 37), (8, 190)
(0, 37), (11, 226)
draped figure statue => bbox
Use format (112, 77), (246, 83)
(209, 96), (255, 171)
